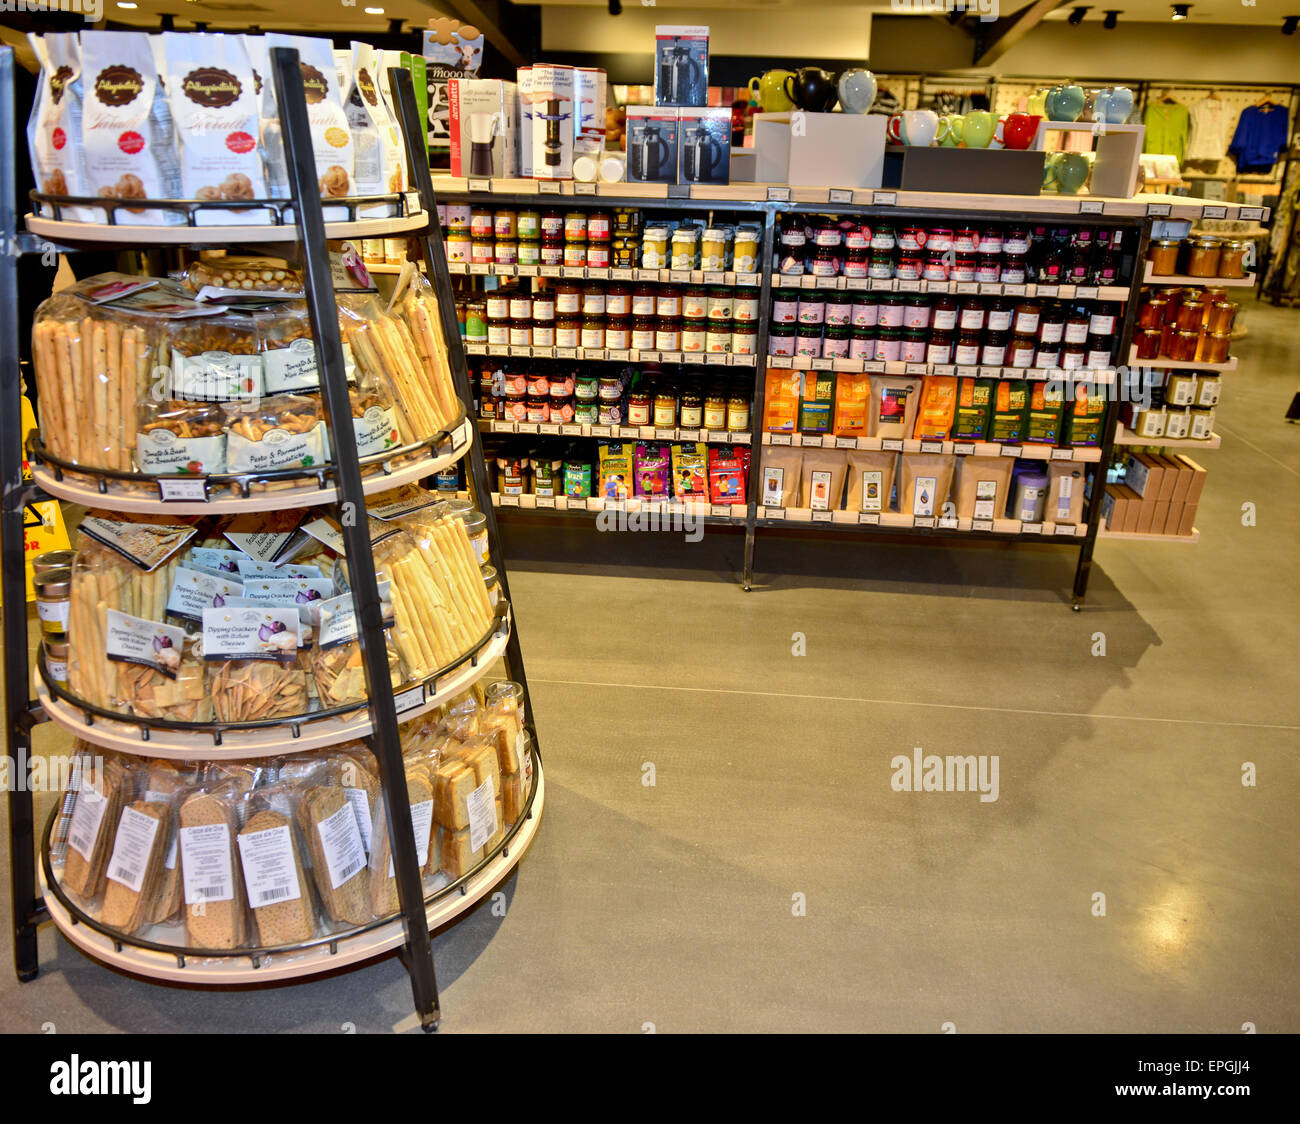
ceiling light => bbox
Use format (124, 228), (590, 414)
(1068, 6), (1090, 24)
(1170, 4), (1190, 20)
(364, 6), (384, 13)
(116, 1), (137, 7)
(1103, 9), (1119, 27)
(608, 0), (622, 13)
(1283, 15), (1298, 34)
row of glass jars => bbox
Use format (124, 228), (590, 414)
(1146, 234), (1252, 279)
(480, 283), (761, 323)
(471, 314), (758, 354)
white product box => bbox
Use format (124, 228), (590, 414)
(574, 67), (607, 158)
(448, 78), (518, 179)
(516, 66), (533, 178)
(752, 111), (886, 189)
(530, 64), (574, 180)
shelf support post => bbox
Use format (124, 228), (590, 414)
(742, 205), (779, 591)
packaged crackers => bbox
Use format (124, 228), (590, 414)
(178, 784), (248, 949)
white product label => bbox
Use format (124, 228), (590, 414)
(762, 467), (784, 507)
(1019, 485), (1046, 522)
(345, 787), (374, 854)
(912, 476), (938, 517)
(974, 480), (998, 520)
(164, 831), (178, 871)
(225, 421), (329, 474)
(36, 599), (69, 628)
(517, 732), (532, 796)
(261, 338), (320, 393)
(386, 799), (434, 875)
(860, 470), (883, 513)
(1056, 474), (1074, 520)
(105, 610), (188, 677)
(180, 822), (234, 904)
(238, 578), (334, 626)
(67, 780), (108, 863)
(237, 824), (302, 908)
(316, 801), (368, 889)
(106, 806), (161, 893)
(173, 351), (264, 402)
(201, 606), (301, 661)
(189, 547), (248, 578)
(315, 587), (393, 648)
(135, 430), (226, 477)
(808, 470), (834, 512)
(167, 567), (244, 622)
(46, 659), (68, 683)
(234, 559), (323, 580)
(467, 776), (497, 854)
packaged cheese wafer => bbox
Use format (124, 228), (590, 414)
(236, 780), (319, 946)
(178, 783), (248, 949)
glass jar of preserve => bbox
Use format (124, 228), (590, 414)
(470, 207), (493, 239)
(606, 283), (631, 317)
(822, 326), (851, 359)
(850, 327), (876, 360)
(682, 319), (707, 353)
(471, 237), (495, 265)
(701, 228), (728, 271)
(878, 295), (906, 329)
(627, 388), (652, 426)
(493, 210), (517, 239)
(1146, 238), (1180, 276)
(950, 254), (977, 282)
(574, 399), (598, 425)
(1136, 297), (1167, 330)
(899, 225), (926, 253)
(923, 252), (950, 281)
(871, 223), (896, 251)
(582, 284), (606, 316)
(613, 208), (642, 236)
(632, 283), (657, 316)
(1183, 236), (1221, 278)
(563, 210), (587, 242)
(1063, 308), (1091, 345)
(772, 289), (799, 324)
(555, 315), (582, 349)
(986, 298), (1013, 333)
(1008, 334), (1036, 368)
(796, 325), (823, 357)
(843, 224), (869, 251)
(927, 227), (953, 252)
(1060, 343), (1087, 370)
(446, 230), (473, 263)
(680, 390), (704, 428)
(930, 295), (958, 332)
(642, 227), (670, 269)
(1012, 300), (1040, 335)
(978, 227), (1004, 255)
(464, 300), (488, 342)
(1200, 331), (1231, 364)
(1035, 342), (1062, 368)
(813, 245), (842, 278)
(903, 296), (930, 331)
(1004, 227), (1031, 256)
(733, 294), (760, 322)
(1038, 302), (1066, 344)
(895, 256), (923, 281)
(655, 317), (682, 351)
(869, 251), (895, 280)
(563, 241), (587, 269)
(706, 322), (732, 353)
(981, 331), (1009, 366)
(540, 209), (565, 239)
(798, 294), (826, 326)
(732, 322), (759, 355)
(657, 286), (682, 318)
(500, 392), (527, 423)
(598, 400), (623, 427)
(958, 298), (985, 332)
(1085, 335), (1112, 369)
(587, 211), (611, 242)
(1088, 301), (1119, 335)
(732, 228), (759, 273)
(1001, 259), (1027, 286)
(671, 228), (699, 271)
(953, 226), (980, 254)
(769, 323), (796, 357)
(1217, 239), (1250, 279)
(576, 374), (599, 401)
(516, 209), (540, 240)
(727, 392), (751, 432)
(549, 399), (575, 426)
(704, 392), (728, 430)
(509, 292), (533, 320)
(875, 327), (902, 363)
(901, 329), (927, 363)
(531, 321), (556, 348)
(682, 285), (708, 319)
(502, 371), (528, 398)
(927, 329), (954, 364)
(707, 287), (734, 320)
(852, 297), (879, 328)
(598, 376), (623, 402)
(654, 388), (678, 428)
(508, 319), (532, 347)
(1206, 299), (1238, 335)
(487, 319), (511, 346)
(539, 239), (565, 266)
(954, 330), (982, 366)
(531, 292), (556, 321)
(1175, 295), (1207, 332)
(445, 203), (472, 232)
(549, 372), (576, 398)
(526, 371), (550, 397)
(555, 281), (582, 315)
(976, 256), (1001, 283)
(778, 234), (806, 276)
(486, 292), (511, 321)
(586, 244), (610, 269)
(844, 247), (870, 279)
(605, 318), (631, 350)
(631, 315), (657, 351)
(825, 291), (853, 328)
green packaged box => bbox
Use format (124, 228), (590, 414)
(798, 372), (835, 434)
(951, 378), (995, 441)
(989, 380), (1029, 444)
(1067, 384), (1107, 446)
(1025, 381), (1067, 444)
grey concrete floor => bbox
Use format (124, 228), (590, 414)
(2, 298), (1297, 1034)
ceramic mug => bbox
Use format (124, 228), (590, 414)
(937, 114), (964, 147)
(1045, 84), (1086, 123)
(900, 109), (939, 147)
(837, 68), (877, 114)
(1001, 112), (1041, 150)
(961, 110), (996, 149)
(886, 113), (904, 144)
(747, 70), (795, 113)
(1055, 152), (1090, 193)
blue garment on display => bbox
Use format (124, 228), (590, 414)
(1228, 104), (1290, 173)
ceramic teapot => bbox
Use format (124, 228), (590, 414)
(784, 68), (839, 113)
(1094, 86), (1134, 124)
(1045, 85), (1086, 123)
(836, 68), (877, 114)
(748, 70), (795, 113)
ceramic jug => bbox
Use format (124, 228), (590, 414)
(748, 70), (795, 113)
(1094, 86), (1134, 124)
(836, 68), (877, 114)
(1045, 85), (1085, 123)
(784, 68), (839, 113)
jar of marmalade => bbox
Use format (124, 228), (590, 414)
(679, 391), (703, 428)
(627, 389), (652, 426)
(606, 283), (631, 317)
(682, 285), (708, 319)
(704, 392), (728, 430)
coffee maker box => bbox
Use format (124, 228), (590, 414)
(654, 26), (708, 108)
(574, 67), (608, 157)
(625, 106), (680, 185)
(677, 106), (730, 185)
(530, 64), (575, 180)
(516, 66), (534, 177)
(448, 79), (518, 179)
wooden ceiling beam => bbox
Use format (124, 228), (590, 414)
(973, 0), (1067, 68)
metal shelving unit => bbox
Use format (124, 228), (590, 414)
(2, 46), (544, 1030)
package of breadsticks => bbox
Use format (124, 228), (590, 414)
(221, 393), (331, 476)
(392, 271), (463, 430)
(177, 781), (249, 949)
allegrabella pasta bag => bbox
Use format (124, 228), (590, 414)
(347, 42), (405, 215)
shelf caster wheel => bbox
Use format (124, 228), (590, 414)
(421, 1016), (440, 1033)
(1071, 602), (1082, 612)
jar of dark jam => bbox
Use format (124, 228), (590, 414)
(954, 329), (982, 366)
(901, 329), (928, 363)
(926, 329), (954, 364)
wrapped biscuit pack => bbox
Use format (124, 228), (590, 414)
(178, 782), (248, 949)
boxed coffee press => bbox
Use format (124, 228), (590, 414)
(654, 26), (709, 107)
(448, 78), (518, 178)
(677, 106), (730, 185)
(626, 107), (680, 184)
(529, 64), (575, 179)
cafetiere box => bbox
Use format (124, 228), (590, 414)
(516, 67), (534, 177)
(448, 79), (518, 179)
(626, 106), (680, 184)
(530, 64), (575, 180)
(677, 107), (731, 185)
(654, 26), (709, 108)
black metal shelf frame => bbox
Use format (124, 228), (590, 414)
(1, 46), (542, 1032)
(436, 184), (1149, 603)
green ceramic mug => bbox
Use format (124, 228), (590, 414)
(961, 110), (995, 149)
(937, 114), (964, 147)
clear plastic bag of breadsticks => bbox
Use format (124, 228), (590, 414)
(30, 286), (164, 475)
(336, 289), (460, 449)
(391, 270), (462, 431)
(180, 257), (303, 298)
(164, 308), (263, 406)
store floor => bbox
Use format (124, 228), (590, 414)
(3, 299), (1297, 1034)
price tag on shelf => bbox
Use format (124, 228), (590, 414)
(573, 182), (596, 196)
(699, 352), (724, 365)
(735, 272), (761, 287)
(560, 425), (583, 436)
(922, 279), (946, 293)
(608, 349), (631, 362)
(770, 433), (792, 446)
(832, 358), (862, 373)
(801, 434), (825, 447)
(857, 513), (880, 526)
(1078, 199), (1105, 215)
(913, 515), (936, 529)
(488, 344), (508, 356)
(1145, 202), (1171, 217)
(540, 265), (561, 277)
(1240, 206), (1264, 222)
(919, 441), (944, 454)
(1003, 284), (1026, 296)
(666, 502), (685, 517)
(655, 428), (676, 440)
(588, 267), (610, 280)
(954, 365), (977, 378)
(703, 271), (725, 285)
(667, 184), (691, 199)
(972, 518), (993, 532)
(637, 425), (656, 440)
(835, 436), (858, 449)
(611, 268), (635, 281)
(931, 364), (956, 377)
(863, 361), (885, 374)
(896, 279), (920, 292)
(470, 263), (489, 275)
(555, 347), (577, 359)
(538, 423), (560, 435)
(817, 275), (841, 290)
(938, 516), (959, 530)
(641, 351), (660, 362)
(535, 495), (556, 508)
(449, 262), (469, 275)
(800, 275), (818, 290)
(466, 343), (487, 355)
(467, 179), (491, 193)
(589, 425), (611, 437)
(516, 422), (540, 435)
(956, 281), (979, 294)
(1000, 444), (1021, 458)
(619, 426), (639, 439)
(538, 181), (561, 194)
(953, 443), (976, 456)
(158, 477), (208, 503)
(1037, 284), (1058, 297)
(905, 363), (927, 377)
(1201, 205), (1227, 219)
(765, 508), (786, 521)
(678, 429), (700, 442)
(812, 511), (833, 523)
(490, 420), (515, 434)
(1058, 284), (1077, 299)
(516, 265), (538, 277)
(1055, 523), (1078, 536)
(811, 357), (833, 370)
(845, 277), (868, 291)
(1020, 521), (1043, 534)
(1076, 285), (1099, 300)
(767, 186), (791, 201)
(829, 188), (853, 205)
(669, 270), (690, 283)
(979, 282), (1003, 296)
(499, 494), (520, 507)
(872, 191), (897, 206)
(734, 353), (756, 366)
(881, 438), (904, 452)
(870, 278), (893, 292)
(711, 504), (732, 517)
(394, 684), (426, 714)
(1050, 448), (1074, 461)
(979, 366), (1002, 380)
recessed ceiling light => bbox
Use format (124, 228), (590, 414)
(116, 1), (138, 7)
(364, 6), (385, 12)
(1170, 4), (1190, 20)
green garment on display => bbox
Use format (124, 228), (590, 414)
(1143, 101), (1190, 165)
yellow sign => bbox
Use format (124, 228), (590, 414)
(18, 396), (70, 601)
